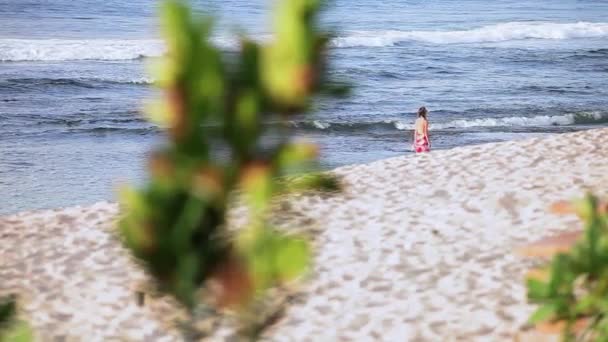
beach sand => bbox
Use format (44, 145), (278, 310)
(1, 128), (607, 341)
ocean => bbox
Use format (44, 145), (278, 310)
(1, 0), (607, 214)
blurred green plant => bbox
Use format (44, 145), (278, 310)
(0, 296), (16, 331)
(0, 296), (32, 342)
(527, 194), (608, 341)
(118, 0), (345, 337)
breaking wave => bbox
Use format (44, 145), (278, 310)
(0, 37), (236, 62)
(2, 22), (607, 61)
(0, 38), (165, 62)
(3, 77), (154, 88)
(291, 112), (608, 132)
(332, 21), (608, 47)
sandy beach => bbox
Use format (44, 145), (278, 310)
(1, 128), (608, 341)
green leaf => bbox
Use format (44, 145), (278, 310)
(529, 304), (558, 324)
(0, 297), (16, 328)
(275, 237), (310, 281)
(2, 320), (33, 342)
(527, 278), (549, 299)
(276, 142), (318, 172)
(174, 252), (199, 309)
(280, 173), (341, 194)
(161, 0), (191, 60)
(574, 294), (596, 314)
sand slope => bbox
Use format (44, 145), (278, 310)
(1, 128), (607, 341)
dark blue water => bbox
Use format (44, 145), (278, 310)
(1, 0), (608, 214)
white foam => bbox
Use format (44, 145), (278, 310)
(432, 114), (576, 129)
(0, 39), (164, 61)
(313, 120), (331, 129)
(128, 78), (154, 84)
(4, 21), (607, 61)
(0, 37), (237, 62)
(76, 76), (155, 84)
(393, 121), (409, 130)
(393, 112), (606, 130)
(332, 21), (608, 47)
(101, 76), (155, 84)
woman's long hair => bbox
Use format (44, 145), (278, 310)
(417, 106), (428, 120)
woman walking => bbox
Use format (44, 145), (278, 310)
(413, 106), (430, 153)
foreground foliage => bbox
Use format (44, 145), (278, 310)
(118, 0), (345, 336)
(527, 194), (608, 341)
(0, 296), (32, 342)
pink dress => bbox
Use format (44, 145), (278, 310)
(413, 130), (430, 153)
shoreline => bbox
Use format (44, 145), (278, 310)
(2, 127), (608, 340)
(0, 126), (591, 217)
(2, 125), (602, 216)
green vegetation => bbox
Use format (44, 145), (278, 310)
(527, 194), (608, 341)
(118, 0), (345, 337)
(0, 296), (17, 332)
(0, 296), (32, 342)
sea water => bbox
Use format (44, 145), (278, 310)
(1, 0), (608, 213)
